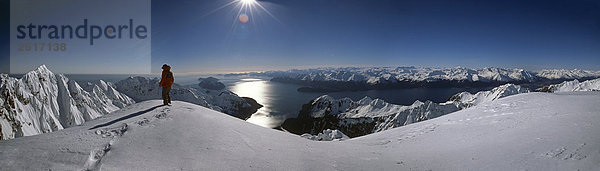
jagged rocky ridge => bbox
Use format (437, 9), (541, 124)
(282, 84), (529, 137)
(536, 78), (600, 92)
(114, 76), (262, 120)
(229, 67), (600, 92)
(0, 65), (135, 140)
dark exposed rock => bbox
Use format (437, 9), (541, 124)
(237, 97), (263, 120)
(198, 77), (226, 90)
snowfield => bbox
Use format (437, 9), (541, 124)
(1, 92), (599, 170)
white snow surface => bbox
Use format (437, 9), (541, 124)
(543, 78), (600, 92)
(301, 129), (350, 141)
(0, 65), (134, 140)
(0, 92), (599, 170)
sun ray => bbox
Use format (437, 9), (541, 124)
(254, 2), (281, 24)
(249, 3), (256, 27)
(200, 0), (238, 18)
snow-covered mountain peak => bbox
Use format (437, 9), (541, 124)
(85, 79), (110, 91)
(0, 65), (135, 140)
(312, 95), (335, 104)
(27, 65), (54, 78)
(537, 78), (600, 92)
(449, 83), (529, 107)
(410, 99), (425, 107)
(357, 96), (373, 104)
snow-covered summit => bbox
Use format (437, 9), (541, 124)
(0, 65), (134, 140)
(449, 83), (529, 107)
(114, 76), (260, 119)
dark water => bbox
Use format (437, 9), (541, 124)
(226, 77), (493, 128)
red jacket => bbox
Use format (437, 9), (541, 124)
(159, 66), (174, 88)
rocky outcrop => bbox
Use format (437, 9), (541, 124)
(198, 77), (226, 90)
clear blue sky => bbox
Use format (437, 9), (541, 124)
(2, 0), (600, 74)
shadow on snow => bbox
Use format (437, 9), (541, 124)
(89, 104), (165, 130)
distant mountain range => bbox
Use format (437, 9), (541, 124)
(227, 67), (600, 92)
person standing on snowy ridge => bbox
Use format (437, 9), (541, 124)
(159, 64), (174, 105)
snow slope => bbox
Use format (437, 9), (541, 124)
(538, 78), (600, 92)
(0, 65), (134, 140)
(350, 92), (600, 170)
(0, 92), (598, 170)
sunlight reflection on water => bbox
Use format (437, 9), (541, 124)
(229, 78), (284, 128)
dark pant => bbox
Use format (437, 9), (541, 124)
(162, 87), (171, 105)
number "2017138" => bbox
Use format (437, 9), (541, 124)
(18, 42), (66, 52)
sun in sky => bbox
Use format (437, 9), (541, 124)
(204, 0), (279, 27)
(236, 0), (256, 24)
(239, 0), (256, 5)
